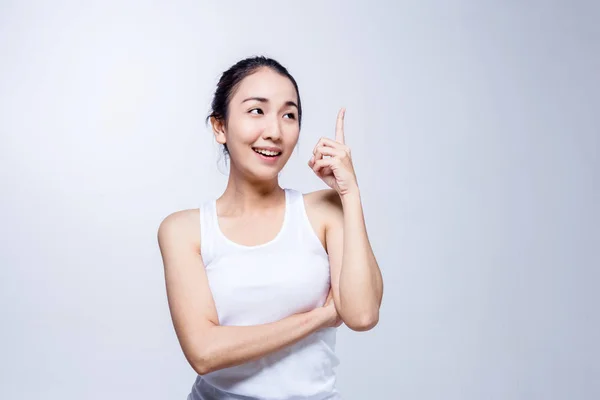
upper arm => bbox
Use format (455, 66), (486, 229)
(321, 190), (383, 331)
(157, 210), (219, 371)
(319, 190), (345, 307)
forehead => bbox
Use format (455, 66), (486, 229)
(231, 67), (297, 103)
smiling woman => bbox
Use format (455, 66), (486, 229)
(157, 56), (383, 400)
(208, 60), (302, 180)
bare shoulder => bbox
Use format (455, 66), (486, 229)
(303, 188), (342, 208)
(303, 188), (343, 228)
(157, 208), (201, 252)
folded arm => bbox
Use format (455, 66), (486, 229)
(157, 210), (333, 375)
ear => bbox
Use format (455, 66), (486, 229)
(210, 116), (227, 145)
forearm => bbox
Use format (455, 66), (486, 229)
(338, 190), (383, 328)
(193, 308), (329, 375)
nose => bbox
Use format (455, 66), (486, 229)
(262, 115), (282, 142)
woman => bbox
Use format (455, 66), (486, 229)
(158, 56), (384, 400)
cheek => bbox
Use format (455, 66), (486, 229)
(283, 124), (300, 143)
(228, 118), (264, 145)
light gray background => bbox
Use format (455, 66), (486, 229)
(1, 1), (598, 399)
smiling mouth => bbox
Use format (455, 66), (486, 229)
(252, 148), (282, 157)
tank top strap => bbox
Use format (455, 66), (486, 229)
(199, 199), (219, 265)
(282, 188), (303, 232)
(283, 189), (329, 256)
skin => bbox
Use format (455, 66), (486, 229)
(157, 67), (383, 376)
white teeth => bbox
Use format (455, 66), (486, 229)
(254, 148), (280, 156)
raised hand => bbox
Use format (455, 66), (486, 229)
(307, 108), (359, 196)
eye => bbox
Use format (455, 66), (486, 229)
(283, 112), (296, 119)
(249, 108), (263, 115)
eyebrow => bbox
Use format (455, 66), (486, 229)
(241, 97), (298, 109)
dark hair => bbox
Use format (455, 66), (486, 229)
(206, 56), (302, 155)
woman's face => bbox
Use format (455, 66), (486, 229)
(215, 67), (300, 180)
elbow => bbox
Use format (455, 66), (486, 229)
(190, 349), (215, 376)
(345, 311), (379, 332)
(192, 361), (212, 376)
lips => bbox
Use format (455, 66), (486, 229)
(252, 147), (282, 164)
(252, 146), (282, 154)
(252, 146), (282, 157)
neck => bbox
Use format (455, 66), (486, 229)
(219, 167), (284, 215)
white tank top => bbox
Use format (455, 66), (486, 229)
(188, 188), (341, 400)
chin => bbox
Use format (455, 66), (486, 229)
(238, 165), (280, 182)
(254, 169), (282, 181)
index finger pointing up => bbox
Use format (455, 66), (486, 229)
(335, 107), (346, 143)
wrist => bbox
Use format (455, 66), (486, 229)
(340, 187), (361, 205)
(309, 307), (331, 329)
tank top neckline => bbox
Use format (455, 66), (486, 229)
(212, 188), (291, 250)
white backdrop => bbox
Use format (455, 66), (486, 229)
(1, 1), (599, 399)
